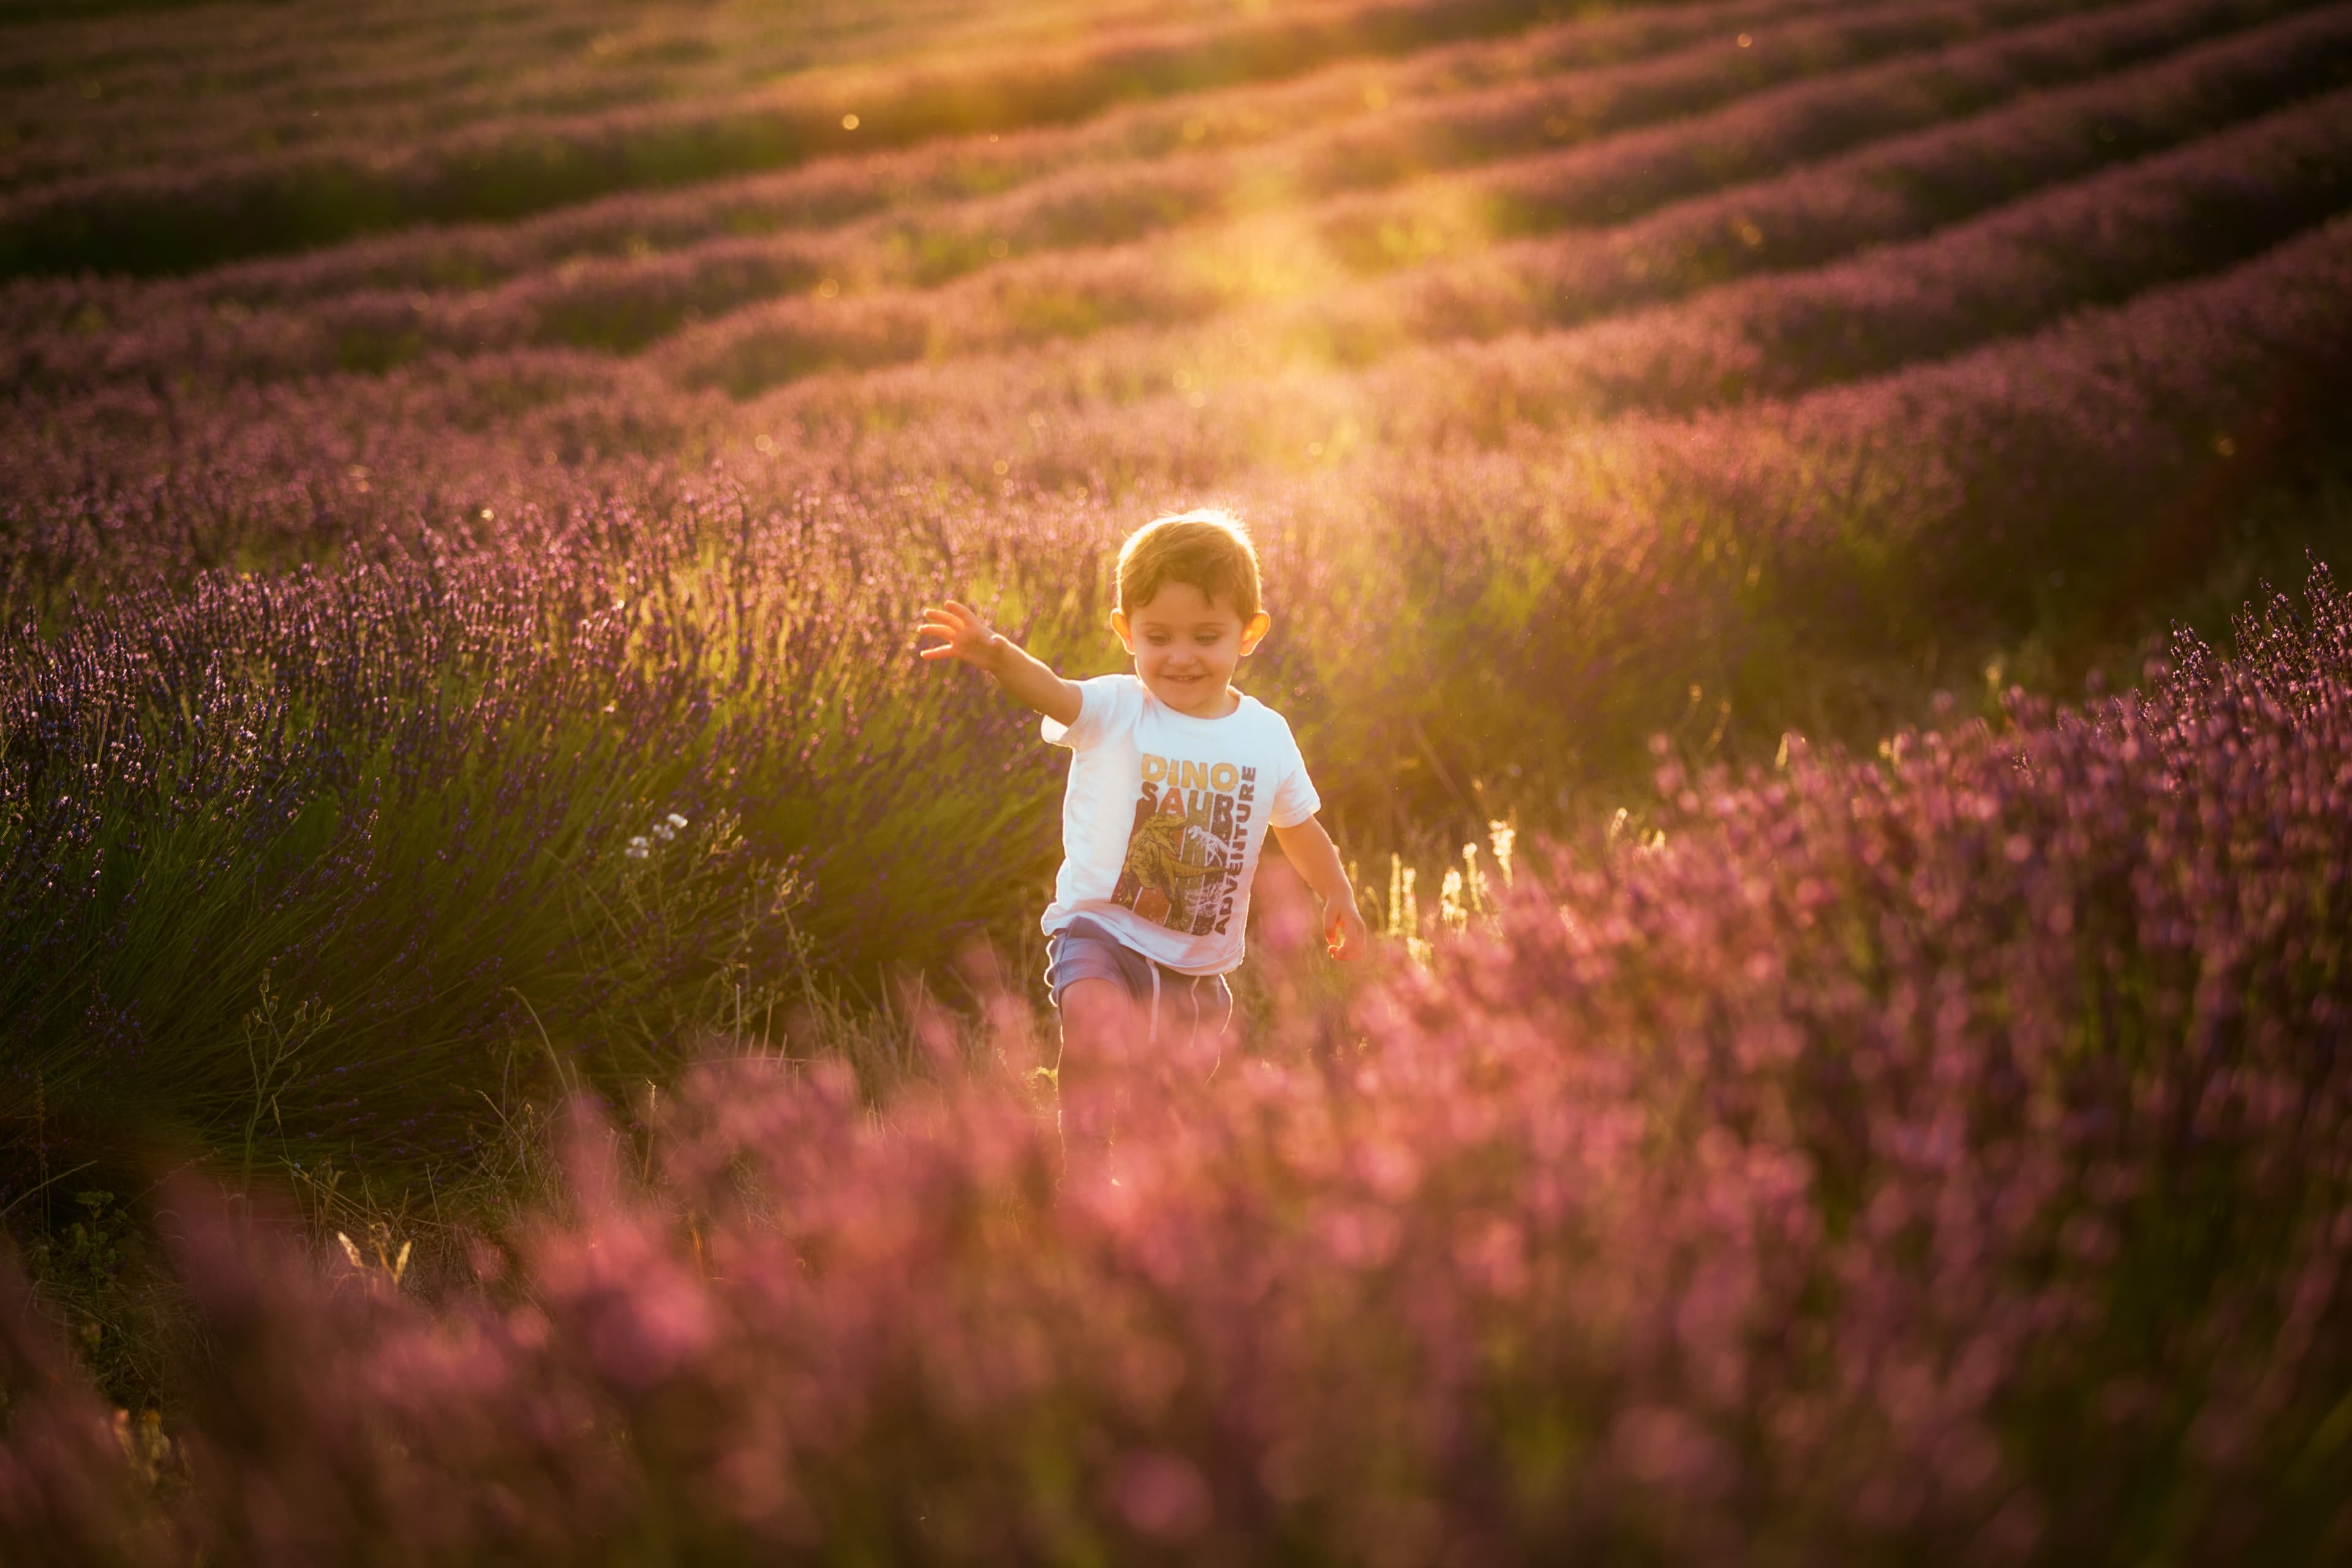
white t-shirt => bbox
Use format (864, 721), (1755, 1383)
(1040, 674), (1321, 975)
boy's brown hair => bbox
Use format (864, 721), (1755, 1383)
(1117, 509), (1262, 620)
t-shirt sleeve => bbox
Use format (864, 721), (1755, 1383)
(1041, 674), (1136, 752)
(1267, 717), (1322, 829)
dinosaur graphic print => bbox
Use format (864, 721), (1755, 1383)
(1112, 753), (1255, 935)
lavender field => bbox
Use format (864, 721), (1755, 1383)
(5, 0), (2352, 1559)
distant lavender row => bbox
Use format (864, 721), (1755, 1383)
(0, 0), (2078, 382)
(1316, 0), (2315, 268)
(1448, 0), (2352, 336)
(7, 568), (2351, 1560)
(1365, 85), (2352, 426)
(143, 0), (2282, 380)
(739, 76), (2352, 448)
(0, 0), (1111, 196)
(665, 0), (2351, 396)
(1, 0), (1834, 323)
(0, 0), (1641, 277)
(0, 0), (725, 192)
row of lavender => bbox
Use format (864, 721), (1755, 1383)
(3, 0), (2316, 390)
(778, 76), (2352, 477)
(8, 565), (2351, 1562)
(0, 0), (1637, 277)
(835, 76), (2348, 458)
(7, 214), (2348, 1185)
(0, 0), (946, 194)
(0, 0), (1840, 312)
(3, 0), (2339, 563)
(675, 0), (2352, 396)
(6, 14), (2346, 614)
(7, 179), (2346, 620)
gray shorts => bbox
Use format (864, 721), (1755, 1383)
(1045, 916), (1233, 1044)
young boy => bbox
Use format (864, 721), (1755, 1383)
(918, 510), (1366, 1153)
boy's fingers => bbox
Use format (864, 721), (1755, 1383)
(923, 603), (997, 644)
(1327, 908), (1369, 960)
(1324, 908), (1352, 959)
(916, 620), (970, 654)
(917, 598), (997, 663)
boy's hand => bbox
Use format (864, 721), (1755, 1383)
(918, 598), (1084, 724)
(917, 600), (1003, 671)
(1325, 899), (1370, 962)
(1272, 818), (1370, 963)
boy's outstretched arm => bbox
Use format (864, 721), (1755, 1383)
(917, 599), (1082, 726)
(1271, 817), (1370, 961)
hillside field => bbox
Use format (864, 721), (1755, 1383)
(4, 0), (2352, 1559)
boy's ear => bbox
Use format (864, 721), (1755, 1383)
(1109, 608), (1134, 654)
(1239, 611), (1271, 655)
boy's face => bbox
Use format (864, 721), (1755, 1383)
(1110, 580), (1270, 718)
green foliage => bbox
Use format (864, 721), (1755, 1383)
(12, 1188), (176, 1411)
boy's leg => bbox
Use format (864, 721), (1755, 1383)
(1055, 976), (1134, 1186)
(1193, 974), (1234, 1077)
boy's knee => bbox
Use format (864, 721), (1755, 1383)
(1058, 977), (1133, 1046)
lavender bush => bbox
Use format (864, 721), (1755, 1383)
(0, 499), (1072, 1185)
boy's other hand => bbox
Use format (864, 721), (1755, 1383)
(1326, 900), (1370, 962)
(917, 600), (1003, 670)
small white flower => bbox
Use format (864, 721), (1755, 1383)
(625, 835), (651, 861)
(651, 821), (676, 843)
(666, 812), (688, 829)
